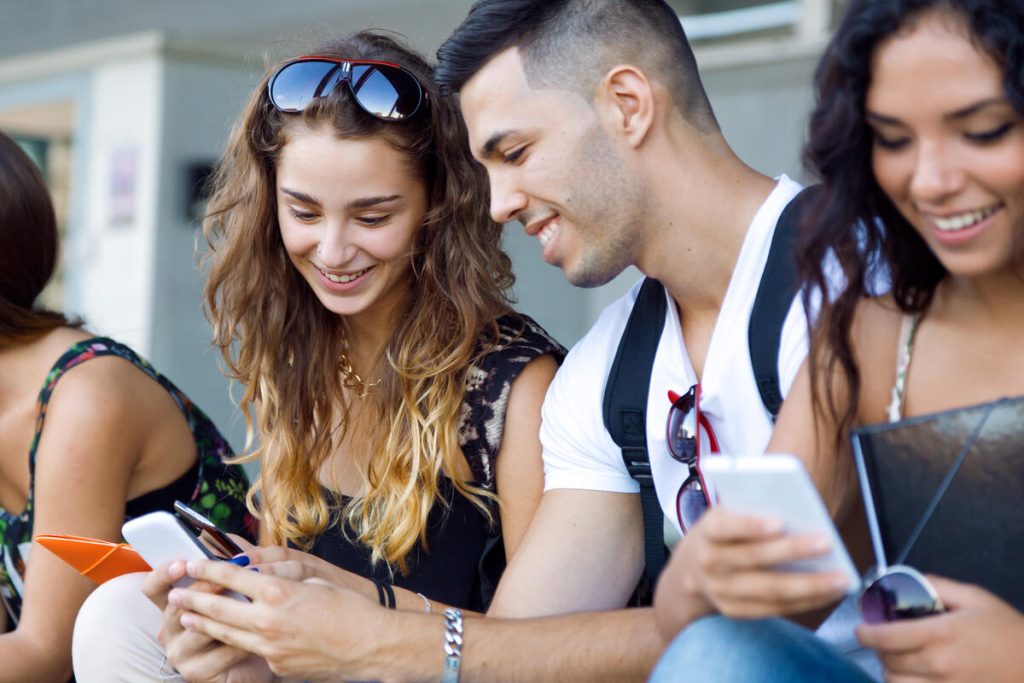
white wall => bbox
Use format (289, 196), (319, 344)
(77, 58), (163, 352)
(148, 55), (258, 452)
(702, 55), (819, 182)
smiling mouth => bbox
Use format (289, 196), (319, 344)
(531, 215), (561, 246)
(930, 205), (1001, 232)
(316, 265), (373, 283)
(539, 222), (558, 246)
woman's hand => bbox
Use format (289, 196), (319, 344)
(654, 508), (851, 639)
(857, 576), (1024, 682)
(239, 547), (373, 597)
(143, 560), (270, 683)
(169, 559), (396, 681)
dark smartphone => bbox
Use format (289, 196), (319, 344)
(173, 500), (245, 559)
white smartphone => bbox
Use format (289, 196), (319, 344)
(122, 511), (228, 590)
(702, 453), (860, 593)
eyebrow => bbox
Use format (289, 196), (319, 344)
(866, 97), (1009, 126)
(346, 194), (402, 209)
(479, 130), (518, 159)
(280, 187), (402, 210)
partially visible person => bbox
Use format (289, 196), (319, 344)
(651, 1), (1024, 681)
(0, 129), (253, 682)
(71, 31), (562, 682)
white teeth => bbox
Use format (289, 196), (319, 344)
(322, 267), (369, 283)
(538, 222), (557, 246)
(932, 206), (998, 232)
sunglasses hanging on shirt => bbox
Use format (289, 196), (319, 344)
(666, 384), (720, 532)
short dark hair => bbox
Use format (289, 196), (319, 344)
(436, 0), (718, 132)
(0, 130), (78, 345)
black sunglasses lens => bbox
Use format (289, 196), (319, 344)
(350, 65), (421, 120)
(678, 477), (709, 531)
(860, 571), (939, 624)
(668, 390), (698, 462)
(270, 61), (344, 113)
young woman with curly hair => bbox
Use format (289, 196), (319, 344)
(73, 31), (562, 682)
(651, 1), (1024, 681)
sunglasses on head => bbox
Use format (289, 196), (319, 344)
(666, 384), (720, 532)
(268, 56), (426, 122)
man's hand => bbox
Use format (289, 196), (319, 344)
(857, 576), (1024, 682)
(654, 508), (850, 640)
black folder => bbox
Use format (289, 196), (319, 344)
(851, 395), (1024, 611)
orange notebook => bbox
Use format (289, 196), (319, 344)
(34, 534), (152, 584)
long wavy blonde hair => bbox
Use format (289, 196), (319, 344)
(203, 32), (515, 571)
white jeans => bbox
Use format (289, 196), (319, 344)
(72, 572), (183, 682)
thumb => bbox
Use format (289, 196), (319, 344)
(925, 575), (990, 611)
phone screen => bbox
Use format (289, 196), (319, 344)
(173, 501), (244, 559)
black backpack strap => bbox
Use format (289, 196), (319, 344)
(602, 277), (668, 590)
(748, 184), (821, 420)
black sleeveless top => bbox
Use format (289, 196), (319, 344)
(307, 314), (564, 611)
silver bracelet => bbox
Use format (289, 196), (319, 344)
(442, 608), (463, 683)
(416, 591), (432, 614)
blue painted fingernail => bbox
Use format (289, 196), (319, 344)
(228, 554), (250, 567)
(248, 566), (260, 572)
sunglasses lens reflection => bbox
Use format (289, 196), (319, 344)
(350, 65), (421, 120)
(678, 479), (708, 531)
(860, 571), (939, 624)
(668, 391), (698, 462)
(271, 61), (342, 112)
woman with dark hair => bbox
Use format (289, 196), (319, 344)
(73, 31), (562, 682)
(0, 130), (253, 682)
(650, 0), (1024, 681)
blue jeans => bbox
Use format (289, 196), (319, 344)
(649, 616), (877, 683)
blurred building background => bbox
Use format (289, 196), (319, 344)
(0, 0), (847, 451)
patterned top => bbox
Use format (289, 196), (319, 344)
(0, 338), (256, 630)
(310, 313), (565, 611)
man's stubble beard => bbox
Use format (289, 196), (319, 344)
(564, 125), (649, 289)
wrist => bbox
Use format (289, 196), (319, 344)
(653, 566), (715, 641)
(358, 610), (444, 683)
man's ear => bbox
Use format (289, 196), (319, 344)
(596, 65), (655, 148)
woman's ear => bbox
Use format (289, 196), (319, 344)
(595, 65), (655, 148)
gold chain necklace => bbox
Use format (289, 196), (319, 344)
(338, 349), (382, 399)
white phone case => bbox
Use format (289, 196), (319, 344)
(122, 511), (216, 588)
(702, 454), (860, 593)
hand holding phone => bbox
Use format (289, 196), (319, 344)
(123, 507), (247, 598)
(702, 453), (860, 593)
(122, 511), (219, 566)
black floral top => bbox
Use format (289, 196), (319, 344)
(0, 338), (257, 630)
(310, 313), (565, 611)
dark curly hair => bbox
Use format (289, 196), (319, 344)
(800, 0), (1024, 443)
